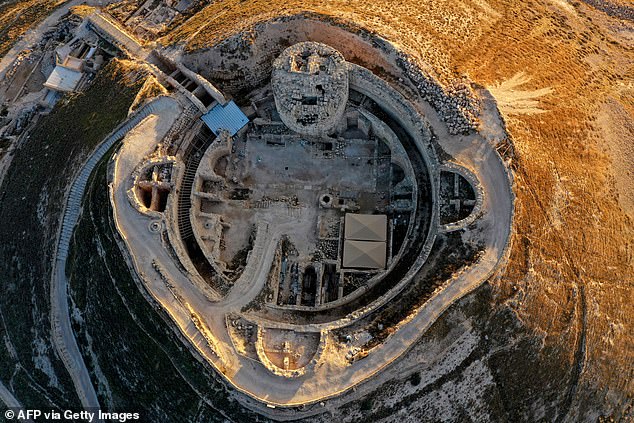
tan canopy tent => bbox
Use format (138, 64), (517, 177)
(342, 213), (388, 269)
(342, 240), (387, 269)
(344, 213), (387, 242)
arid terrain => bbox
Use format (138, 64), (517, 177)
(0, 0), (631, 422)
(161, 1), (634, 419)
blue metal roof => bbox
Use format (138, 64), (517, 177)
(201, 101), (249, 136)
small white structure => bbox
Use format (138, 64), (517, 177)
(44, 40), (97, 93)
(44, 65), (83, 92)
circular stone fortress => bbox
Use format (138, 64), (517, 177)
(111, 33), (512, 407)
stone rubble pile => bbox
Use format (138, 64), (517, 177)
(397, 54), (480, 135)
(582, 0), (633, 20)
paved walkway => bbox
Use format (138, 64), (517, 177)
(0, 381), (34, 422)
(0, 382), (21, 409)
(110, 85), (514, 408)
(51, 98), (168, 419)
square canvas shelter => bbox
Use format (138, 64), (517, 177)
(344, 213), (387, 242)
(342, 240), (387, 269)
(343, 213), (388, 269)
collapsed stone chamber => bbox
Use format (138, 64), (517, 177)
(271, 42), (349, 136)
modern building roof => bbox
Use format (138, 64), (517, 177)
(342, 240), (386, 269)
(44, 65), (83, 92)
(201, 100), (249, 136)
(344, 213), (387, 242)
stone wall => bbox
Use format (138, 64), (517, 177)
(178, 13), (480, 134)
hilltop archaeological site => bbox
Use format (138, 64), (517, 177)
(0, 0), (631, 422)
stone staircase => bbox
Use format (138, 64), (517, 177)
(177, 131), (215, 240)
(51, 96), (167, 419)
(56, 99), (160, 261)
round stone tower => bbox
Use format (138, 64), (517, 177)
(271, 41), (349, 136)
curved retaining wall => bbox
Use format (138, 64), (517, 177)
(254, 326), (328, 379)
(439, 162), (485, 232)
(51, 96), (170, 417)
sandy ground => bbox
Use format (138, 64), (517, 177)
(596, 96), (634, 218)
(154, 0), (633, 416)
(2, 0), (630, 418)
(110, 66), (513, 405)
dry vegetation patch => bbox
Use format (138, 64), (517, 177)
(161, 0), (633, 417)
(0, 0), (70, 57)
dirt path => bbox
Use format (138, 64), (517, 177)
(0, 0), (120, 80)
(51, 98), (169, 420)
(109, 81), (514, 409)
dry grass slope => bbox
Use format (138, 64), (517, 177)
(162, 0), (633, 419)
(0, 0), (70, 57)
